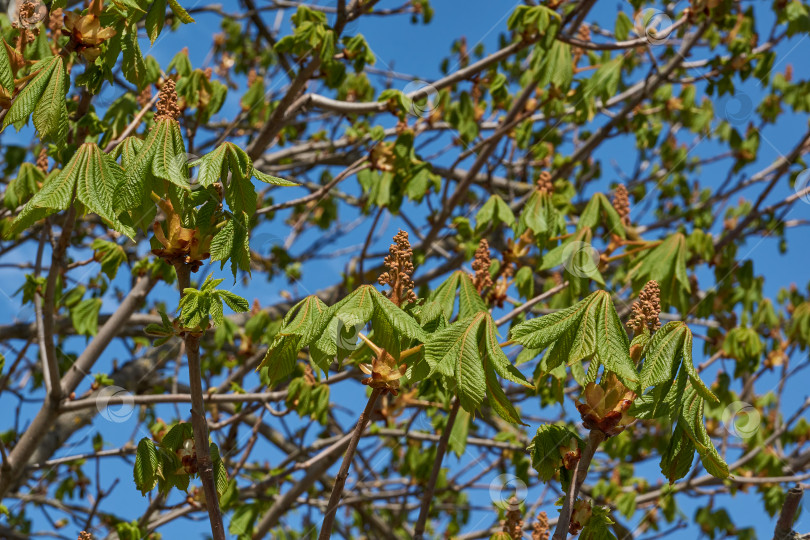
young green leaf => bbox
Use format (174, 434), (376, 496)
(528, 424), (583, 481)
(134, 438), (160, 495)
(629, 234), (691, 311)
(2, 56), (68, 143)
(511, 291), (639, 391)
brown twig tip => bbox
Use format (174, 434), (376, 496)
(36, 147), (48, 172)
(629, 280), (661, 333)
(613, 184), (630, 221)
(378, 230), (417, 307)
(471, 239), (493, 293)
(532, 511), (550, 540)
(537, 170), (553, 194)
(156, 79), (180, 121)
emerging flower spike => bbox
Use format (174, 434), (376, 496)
(532, 512), (550, 540)
(378, 230), (417, 307)
(36, 147), (48, 172)
(137, 85), (153, 109)
(155, 79), (181, 121)
(471, 239), (493, 293)
(628, 280), (662, 334)
(497, 496), (524, 540)
(537, 170), (553, 194)
(612, 184), (630, 224)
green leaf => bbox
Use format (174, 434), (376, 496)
(589, 57), (624, 102)
(448, 407), (470, 458)
(91, 239), (127, 280)
(253, 168), (298, 186)
(210, 211), (251, 279)
(425, 312), (526, 423)
(511, 291), (638, 391)
(2, 56), (68, 143)
(629, 234), (691, 310)
(640, 322), (686, 390)
(579, 505), (617, 540)
(594, 291), (638, 391)
(0, 39), (14, 92)
(529, 424), (582, 481)
(429, 271), (462, 320)
(145, 0), (167, 44)
(371, 290), (427, 343)
(659, 423), (696, 483)
(679, 384), (729, 479)
(71, 297), (102, 336)
(134, 438), (160, 495)
(121, 23), (146, 87)
(476, 194), (515, 230)
(458, 272), (487, 319)
(167, 0), (195, 23)
(510, 297), (588, 350)
(209, 442), (229, 496)
(178, 273), (249, 330)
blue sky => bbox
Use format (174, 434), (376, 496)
(1, 0), (810, 538)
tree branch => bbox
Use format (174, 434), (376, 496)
(413, 398), (461, 539)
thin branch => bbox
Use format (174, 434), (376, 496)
(318, 388), (383, 540)
(552, 429), (605, 540)
(174, 264), (226, 540)
(413, 398), (461, 539)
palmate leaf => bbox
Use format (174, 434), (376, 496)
(577, 192), (626, 238)
(638, 322), (718, 402)
(515, 189), (564, 239)
(630, 324), (726, 482)
(115, 118), (190, 212)
(2, 56), (68, 143)
(629, 233), (691, 311)
(539, 227), (605, 287)
(192, 142), (296, 214)
(263, 285), (426, 377)
(427, 270), (486, 321)
(258, 296), (329, 386)
(210, 211), (250, 279)
(579, 505), (617, 540)
(3, 163), (45, 210)
(510, 290), (639, 391)
(425, 312), (530, 424)
(5, 144), (133, 239)
(178, 273), (249, 330)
